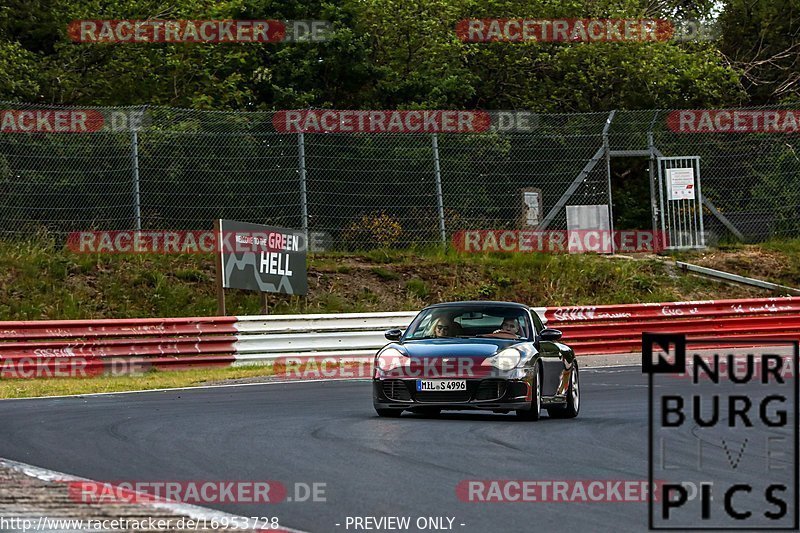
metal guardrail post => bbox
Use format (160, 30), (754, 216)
(676, 262), (800, 294)
(432, 133), (447, 247)
(298, 132), (309, 242)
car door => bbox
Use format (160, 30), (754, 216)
(531, 309), (564, 397)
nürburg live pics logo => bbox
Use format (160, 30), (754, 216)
(644, 333), (798, 530)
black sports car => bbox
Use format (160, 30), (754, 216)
(372, 301), (580, 420)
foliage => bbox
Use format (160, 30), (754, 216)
(0, 0), (767, 109)
(0, 1), (794, 244)
(718, 0), (800, 104)
(341, 211), (404, 249)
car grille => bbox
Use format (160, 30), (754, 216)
(415, 390), (472, 403)
(474, 380), (507, 401)
(382, 380), (411, 401)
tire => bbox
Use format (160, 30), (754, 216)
(548, 362), (580, 419)
(516, 363), (542, 421)
(375, 408), (403, 418)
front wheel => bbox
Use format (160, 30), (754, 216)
(516, 363), (542, 421)
(548, 362), (580, 419)
(375, 408), (403, 418)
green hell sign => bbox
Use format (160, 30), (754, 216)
(218, 219), (308, 295)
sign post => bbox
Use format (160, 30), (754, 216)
(214, 218), (226, 315)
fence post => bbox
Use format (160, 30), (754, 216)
(298, 132), (309, 242)
(131, 128), (141, 231)
(647, 111), (660, 235)
(432, 133), (447, 247)
(603, 110), (616, 253)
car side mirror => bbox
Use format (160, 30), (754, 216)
(540, 328), (562, 342)
(384, 329), (403, 341)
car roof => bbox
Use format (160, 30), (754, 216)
(422, 301), (531, 311)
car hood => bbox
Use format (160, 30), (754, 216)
(397, 338), (519, 358)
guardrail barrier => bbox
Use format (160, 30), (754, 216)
(1, 297), (798, 376)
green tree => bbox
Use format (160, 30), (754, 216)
(718, 0), (800, 104)
(0, 0), (771, 110)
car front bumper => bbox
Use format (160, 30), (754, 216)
(372, 377), (533, 411)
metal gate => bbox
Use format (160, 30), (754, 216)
(656, 156), (705, 250)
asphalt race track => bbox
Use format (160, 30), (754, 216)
(0, 366), (793, 532)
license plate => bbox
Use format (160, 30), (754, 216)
(416, 379), (466, 392)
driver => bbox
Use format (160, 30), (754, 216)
(494, 317), (521, 336)
(431, 316), (454, 337)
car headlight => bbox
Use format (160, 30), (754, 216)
(483, 348), (522, 371)
(376, 348), (410, 372)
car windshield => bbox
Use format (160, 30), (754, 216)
(404, 305), (530, 340)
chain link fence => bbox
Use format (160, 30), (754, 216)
(1, 102), (798, 248)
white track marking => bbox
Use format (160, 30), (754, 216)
(0, 457), (309, 533)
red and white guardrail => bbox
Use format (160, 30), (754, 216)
(550, 297), (800, 354)
(0, 297), (798, 376)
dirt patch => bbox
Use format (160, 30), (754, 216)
(679, 246), (800, 289)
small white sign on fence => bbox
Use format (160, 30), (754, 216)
(667, 168), (696, 201)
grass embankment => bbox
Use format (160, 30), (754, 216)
(0, 365), (277, 399)
(3, 236), (794, 321)
(0, 361), (365, 399)
(1, 236), (798, 399)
